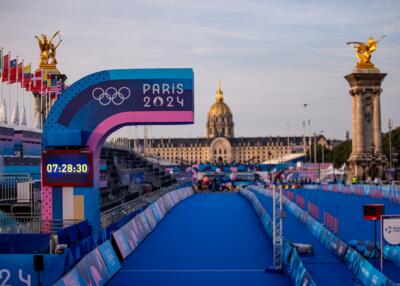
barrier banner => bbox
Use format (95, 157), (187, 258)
(129, 218), (143, 246)
(344, 247), (364, 276)
(125, 221), (140, 250)
(157, 198), (167, 217)
(383, 245), (400, 268)
(289, 253), (306, 286)
(144, 207), (157, 229)
(301, 270), (317, 286)
(130, 214), (148, 242)
(55, 268), (85, 286)
(136, 213), (152, 239)
(283, 240), (293, 264)
(357, 260), (390, 286)
(97, 241), (121, 276)
(75, 248), (111, 286)
(150, 202), (162, 222)
(112, 228), (132, 259)
(328, 237), (348, 259)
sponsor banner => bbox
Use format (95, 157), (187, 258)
(329, 237), (348, 259)
(75, 248), (111, 286)
(144, 207), (157, 229)
(57, 268), (86, 286)
(150, 202), (162, 222)
(344, 247), (365, 275)
(97, 241), (121, 276)
(125, 219), (141, 247)
(112, 228), (132, 259)
(358, 260), (388, 286)
(383, 245), (400, 268)
(383, 216), (400, 245)
(137, 213), (152, 239)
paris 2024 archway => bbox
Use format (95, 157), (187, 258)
(41, 68), (194, 237)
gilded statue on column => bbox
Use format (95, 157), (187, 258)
(35, 31), (62, 68)
(347, 36), (385, 69)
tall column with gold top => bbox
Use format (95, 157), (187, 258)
(345, 36), (387, 180)
(33, 31), (67, 128)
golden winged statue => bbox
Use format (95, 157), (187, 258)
(35, 31), (62, 68)
(347, 36), (386, 68)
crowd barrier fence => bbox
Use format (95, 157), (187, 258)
(304, 183), (400, 204)
(52, 186), (194, 286)
(252, 186), (397, 286)
(239, 188), (317, 286)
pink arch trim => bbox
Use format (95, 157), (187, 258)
(87, 111), (193, 150)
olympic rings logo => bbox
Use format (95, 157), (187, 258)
(92, 87), (131, 106)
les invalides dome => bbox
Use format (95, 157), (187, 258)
(206, 81), (234, 138)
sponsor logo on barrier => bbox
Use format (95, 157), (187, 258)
(383, 217), (400, 245)
(92, 87), (131, 106)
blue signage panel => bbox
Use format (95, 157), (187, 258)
(75, 248), (110, 286)
(42, 150), (93, 187)
(97, 241), (121, 276)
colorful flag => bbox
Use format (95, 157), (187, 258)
(2, 54), (9, 82)
(9, 59), (17, 83)
(31, 70), (42, 93)
(41, 71), (50, 93)
(22, 64), (31, 89)
(0, 49), (3, 75)
(49, 77), (62, 96)
(17, 62), (23, 83)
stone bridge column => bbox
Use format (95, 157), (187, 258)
(345, 69), (387, 180)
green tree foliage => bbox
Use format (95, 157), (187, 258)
(382, 126), (400, 168)
(318, 127), (400, 168)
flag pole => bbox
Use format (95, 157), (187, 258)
(0, 47), (3, 103)
(8, 52), (11, 125)
(22, 59), (24, 111)
(16, 56), (19, 124)
(28, 81), (31, 128)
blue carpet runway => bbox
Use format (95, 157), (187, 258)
(108, 193), (288, 286)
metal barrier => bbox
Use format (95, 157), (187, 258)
(0, 215), (82, 234)
(0, 173), (35, 203)
(100, 181), (191, 228)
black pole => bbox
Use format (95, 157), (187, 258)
(374, 220), (377, 260)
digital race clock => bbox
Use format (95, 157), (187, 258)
(42, 150), (93, 187)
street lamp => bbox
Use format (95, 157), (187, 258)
(321, 130), (324, 164)
(388, 118), (393, 168)
(313, 132), (317, 164)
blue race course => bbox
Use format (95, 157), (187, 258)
(253, 191), (357, 285)
(291, 187), (400, 282)
(108, 193), (289, 286)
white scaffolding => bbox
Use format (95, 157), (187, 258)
(272, 185), (283, 270)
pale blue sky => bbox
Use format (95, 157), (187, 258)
(1, 0), (399, 140)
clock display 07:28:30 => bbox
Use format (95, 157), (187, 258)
(46, 163), (89, 174)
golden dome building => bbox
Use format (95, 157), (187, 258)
(206, 81), (234, 138)
(125, 82), (330, 165)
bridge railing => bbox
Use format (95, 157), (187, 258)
(100, 180), (191, 228)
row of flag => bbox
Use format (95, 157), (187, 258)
(0, 48), (65, 95)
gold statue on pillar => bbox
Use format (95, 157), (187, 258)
(347, 36), (386, 69)
(35, 31), (62, 68)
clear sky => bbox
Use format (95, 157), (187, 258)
(1, 0), (399, 140)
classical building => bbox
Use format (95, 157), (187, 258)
(120, 82), (331, 165)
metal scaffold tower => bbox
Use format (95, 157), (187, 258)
(272, 185), (283, 270)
